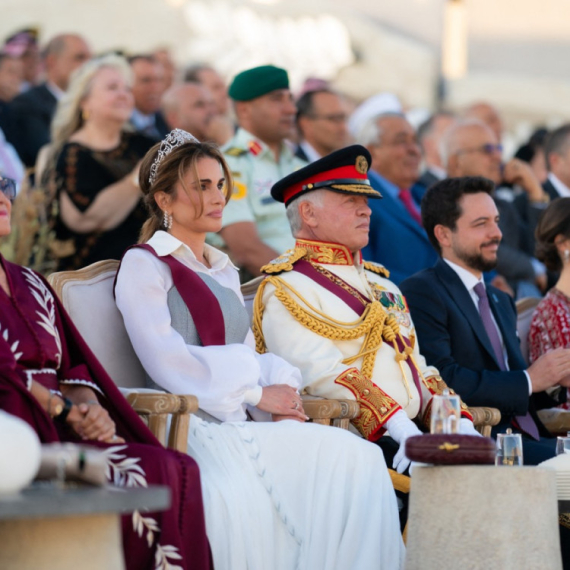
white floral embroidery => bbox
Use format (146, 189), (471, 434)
(101, 445), (182, 568)
(155, 544), (183, 570)
(0, 322), (23, 361)
(22, 268), (62, 367)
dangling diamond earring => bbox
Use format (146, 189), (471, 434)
(163, 211), (173, 230)
(565, 249), (570, 264)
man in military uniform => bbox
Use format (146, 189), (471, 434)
(214, 65), (307, 278)
(254, 145), (478, 473)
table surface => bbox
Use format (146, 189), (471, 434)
(0, 484), (170, 520)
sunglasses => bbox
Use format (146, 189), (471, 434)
(0, 177), (16, 202)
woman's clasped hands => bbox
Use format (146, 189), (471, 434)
(257, 384), (308, 423)
(67, 401), (125, 444)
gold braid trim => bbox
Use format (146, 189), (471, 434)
(421, 375), (473, 424)
(335, 368), (401, 441)
(253, 277), (271, 354)
(261, 276), (391, 379)
(363, 260), (390, 278)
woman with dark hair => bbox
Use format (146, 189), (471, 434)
(114, 130), (404, 570)
(0, 177), (211, 569)
(529, 197), (570, 409)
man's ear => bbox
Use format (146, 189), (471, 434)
(298, 200), (318, 229)
(434, 224), (452, 249)
(446, 155), (459, 178)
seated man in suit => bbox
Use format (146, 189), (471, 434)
(442, 119), (549, 297)
(9, 33), (91, 167)
(128, 55), (170, 141)
(255, 145), (478, 476)
(400, 176), (570, 464)
(415, 111), (455, 196)
(161, 82), (214, 142)
(295, 89), (350, 163)
(358, 112), (438, 284)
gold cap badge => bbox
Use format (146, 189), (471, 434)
(356, 155), (368, 174)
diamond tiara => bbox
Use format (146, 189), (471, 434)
(148, 129), (200, 185)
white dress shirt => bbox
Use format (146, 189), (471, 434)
(548, 173), (570, 198)
(443, 258), (532, 394)
(115, 231), (302, 422)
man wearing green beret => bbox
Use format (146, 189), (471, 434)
(210, 64), (307, 279)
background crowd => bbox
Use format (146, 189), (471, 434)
(0, 27), (563, 305)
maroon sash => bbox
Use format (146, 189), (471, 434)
(295, 259), (424, 404)
(116, 244), (226, 346)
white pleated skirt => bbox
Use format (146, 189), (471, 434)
(187, 416), (405, 570)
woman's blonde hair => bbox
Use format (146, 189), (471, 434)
(138, 140), (233, 243)
(50, 54), (132, 155)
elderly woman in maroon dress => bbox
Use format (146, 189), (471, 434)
(0, 176), (211, 570)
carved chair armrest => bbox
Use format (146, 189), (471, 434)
(302, 395), (360, 430)
(469, 406), (501, 437)
(125, 392), (198, 453)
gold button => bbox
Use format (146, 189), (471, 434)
(380, 407), (387, 414)
(363, 389), (370, 396)
(346, 374), (353, 380)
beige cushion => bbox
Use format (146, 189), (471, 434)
(58, 265), (147, 389)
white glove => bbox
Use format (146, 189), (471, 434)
(385, 410), (423, 474)
(459, 418), (482, 437)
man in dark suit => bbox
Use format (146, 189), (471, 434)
(8, 34), (91, 167)
(400, 176), (570, 465)
(358, 112), (438, 285)
(514, 125), (570, 236)
(442, 119), (549, 297)
(415, 111), (455, 199)
(295, 89), (350, 163)
(128, 55), (169, 141)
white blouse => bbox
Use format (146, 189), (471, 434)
(115, 231), (302, 422)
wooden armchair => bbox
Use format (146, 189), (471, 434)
(241, 277), (501, 436)
(48, 260), (196, 453)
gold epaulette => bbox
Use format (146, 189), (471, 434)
(224, 146), (247, 157)
(364, 261), (390, 278)
(260, 247), (307, 274)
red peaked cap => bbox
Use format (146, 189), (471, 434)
(271, 145), (382, 207)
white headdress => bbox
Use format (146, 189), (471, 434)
(149, 129), (199, 185)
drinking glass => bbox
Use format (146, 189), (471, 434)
(430, 389), (461, 434)
(556, 432), (570, 455)
(495, 429), (523, 466)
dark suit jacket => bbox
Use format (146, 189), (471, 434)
(128, 111), (170, 141)
(8, 83), (57, 167)
(362, 170), (438, 285)
(512, 179), (556, 241)
(494, 196), (537, 286)
(294, 145), (310, 162)
(400, 258), (562, 435)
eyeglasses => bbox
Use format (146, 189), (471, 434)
(0, 177), (16, 202)
(307, 113), (348, 124)
(456, 144), (503, 157)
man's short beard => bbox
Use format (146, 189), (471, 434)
(454, 240), (500, 273)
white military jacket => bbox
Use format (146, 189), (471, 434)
(255, 239), (471, 440)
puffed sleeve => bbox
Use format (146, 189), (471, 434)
(116, 248), (268, 422)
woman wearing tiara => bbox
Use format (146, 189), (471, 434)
(115, 129), (405, 570)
